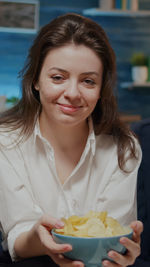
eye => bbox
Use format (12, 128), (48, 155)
(51, 75), (64, 82)
(84, 79), (96, 86)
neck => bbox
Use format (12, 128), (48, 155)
(39, 116), (89, 151)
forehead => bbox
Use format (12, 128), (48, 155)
(42, 44), (103, 73)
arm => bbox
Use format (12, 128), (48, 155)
(96, 138), (142, 225)
(0, 149), (84, 266)
(100, 140), (143, 266)
(14, 215), (73, 262)
(14, 215), (86, 267)
(0, 150), (42, 260)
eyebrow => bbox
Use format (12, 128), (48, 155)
(48, 67), (99, 76)
(48, 67), (68, 73)
(82, 71), (99, 76)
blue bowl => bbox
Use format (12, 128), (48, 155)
(52, 228), (133, 267)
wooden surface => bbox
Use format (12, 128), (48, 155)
(119, 113), (141, 124)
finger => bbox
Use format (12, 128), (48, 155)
(105, 238), (140, 266)
(130, 220), (143, 234)
(104, 251), (135, 267)
(120, 236), (141, 258)
(102, 259), (123, 267)
(130, 220), (143, 243)
(39, 225), (72, 254)
(39, 214), (64, 230)
(52, 253), (84, 267)
(102, 222), (143, 267)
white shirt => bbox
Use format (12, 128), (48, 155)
(0, 119), (142, 260)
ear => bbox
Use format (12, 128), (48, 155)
(34, 83), (40, 91)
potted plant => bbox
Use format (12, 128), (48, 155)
(130, 52), (148, 83)
(6, 96), (19, 109)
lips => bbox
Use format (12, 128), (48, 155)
(57, 103), (81, 113)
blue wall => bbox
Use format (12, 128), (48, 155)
(84, 14), (150, 118)
(40, 0), (98, 9)
(0, 0), (150, 118)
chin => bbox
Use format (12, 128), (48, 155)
(58, 116), (85, 128)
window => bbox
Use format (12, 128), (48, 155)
(0, 0), (39, 33)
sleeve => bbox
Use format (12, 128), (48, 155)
(0, 149), (43, 261)
(96, 138), (142, 226)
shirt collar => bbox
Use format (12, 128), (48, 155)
(87, 116), (96, 156)
(33, 119), (41, 143)
(33, 117), (96, 156)
(33, 119), (51, 148)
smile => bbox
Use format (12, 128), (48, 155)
(57, 103), (81, 113)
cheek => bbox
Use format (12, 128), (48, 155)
(39, 89), (52, 103)
(39, 84), (61, 101)
(83, 90), (100, 105)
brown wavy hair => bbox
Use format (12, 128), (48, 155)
(0, 13), (137, 171)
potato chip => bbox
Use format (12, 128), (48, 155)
(55, 211), (131, 237)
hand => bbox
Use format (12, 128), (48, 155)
(33, 214), (84, 267)
(102, 220), (143, 267)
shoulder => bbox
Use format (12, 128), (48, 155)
(0, 127), (21, 148)
(0, 128), (29, 178)
(0, 126), (35, 165)
(96, 133), (141, 154)
(95, 133), (142, 171)
(0, 128), (15, 146)
(95, 134), (116, 151)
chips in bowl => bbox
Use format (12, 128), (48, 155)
(55, 211), (131, 237)
(52, 211), (133, 267)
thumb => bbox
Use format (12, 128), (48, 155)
(40, 214), (64, 230)
(130, 220), (143, 244)
(130, 220), (143, 234)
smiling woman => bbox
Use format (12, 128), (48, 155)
(35, 44), (102, 133)
(0, 13), (142, 267)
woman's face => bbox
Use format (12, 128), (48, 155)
(35, 44), (103, 128)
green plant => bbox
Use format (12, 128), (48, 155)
(6, 96), (19, 104)
(130, 52), (148, 66)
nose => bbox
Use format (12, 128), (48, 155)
(64, 80), (80, 99)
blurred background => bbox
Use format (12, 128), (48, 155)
(0, 0), (150, 122)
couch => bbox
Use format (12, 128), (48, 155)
(130, 118), (150, 266)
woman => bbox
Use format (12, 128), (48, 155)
(0, 13), (142, 267)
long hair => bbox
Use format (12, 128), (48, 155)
(0, 13), (137, 170)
